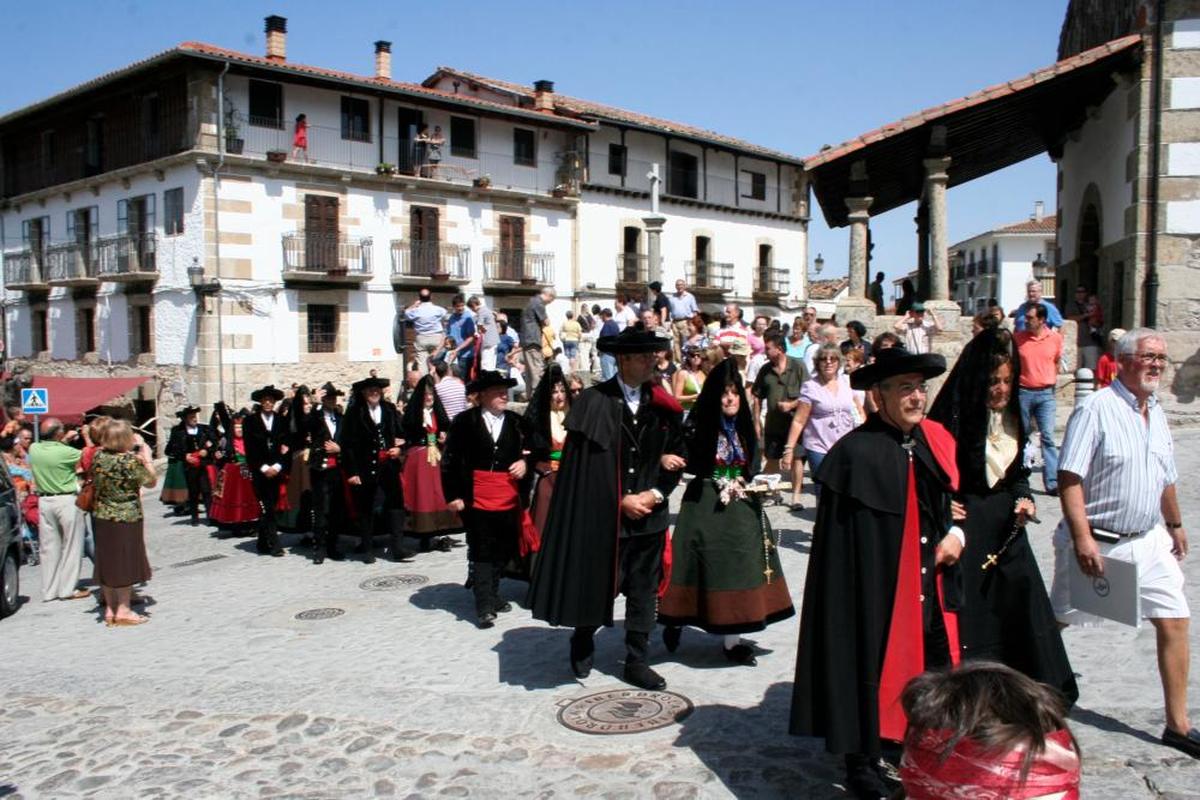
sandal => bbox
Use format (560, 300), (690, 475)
(110, 616), (149, 627)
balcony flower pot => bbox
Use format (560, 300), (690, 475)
(473, 176), (492, 189)
(225, 137), (244, 155)
(267, 150), (288, 164)
(376, 162), (397, 176)
(431, 271), (451, 281)
(551, 186), (570, 198)
(519, 276), (537, 286)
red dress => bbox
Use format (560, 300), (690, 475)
(400, 413), (463, 537)
(210, 438), (259, 526)
(292, 119), (308, 149)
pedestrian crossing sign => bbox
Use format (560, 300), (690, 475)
(20, 387), (48, 415)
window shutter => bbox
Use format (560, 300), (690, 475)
(117, 199), (128, 234)
(66, 210), (76, 242)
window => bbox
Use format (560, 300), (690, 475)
(76, 307), (96, 355)
(450, 116), (476, 158)
(743, 170), (767, 201)
(248, 80), (283, 128)
(513, 128), (536, 167)
(164, 188), (185, 235)
(129, 302), (153, 355)
(340, 96), (370, 142)
(307, 304), (338, 353)
(608, 144), (627, 177)
(668, 150), (699, 198)
(22, 216), (49, 255)
(991, 243), (999, 273)
(32, 308), (48, 353)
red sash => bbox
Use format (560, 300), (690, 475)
(185, 451), (202, 467)
(900, 728), (1080, 799)
(472, 470), (540, 556)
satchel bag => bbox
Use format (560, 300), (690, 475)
(75, 466), (96, 512)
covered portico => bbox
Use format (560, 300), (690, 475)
(803, 34), (1142, 326)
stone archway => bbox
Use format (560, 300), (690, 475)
(1076, 185), (1102, 300)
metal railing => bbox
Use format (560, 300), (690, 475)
(96, 232), (157, 277)
(483, 250), (554, 284)
(45, 241), (99, 282)
(756, 266), (789, 295)
(390, 240), (470, 280)
(2, 250), (44, 287)
(616, 253), (652, 284)
(685, 260), (735, 291)
(282, 232), (374, 276)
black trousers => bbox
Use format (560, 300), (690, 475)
(251, 471), (284, 551)
(349, 465), (402, 544)
(463, 508), (521, 615)
(616, 531), (665, 634)
(184, 463), (212, 514)
(309, 467), (346, 543)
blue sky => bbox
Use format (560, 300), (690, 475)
(1, 0), (1068, 290)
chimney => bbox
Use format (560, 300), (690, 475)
(264, 15), (287, 62)
(533, 79), (555, 112)
(1033, 200), (1045, 221)
(374, 40), (392, 80)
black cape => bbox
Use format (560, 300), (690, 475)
(789, 415), (958, 757)
(927, 328), (1079, 704)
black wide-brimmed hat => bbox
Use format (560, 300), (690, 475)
(467, 370), (518, 394)
(597, 327), (671, 354)
(849, 347), (946, 391)
(318, 381), (344, 397)
(175, 405), (201, 419)
(351, 376), (390, 394)
(250, 385), (285, 402)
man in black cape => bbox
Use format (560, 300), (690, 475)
(442, 370), (529, 628)
(789, 348), (965, 799)
(307, 382), (347, 565)
(164, 405), (215, 525)
(243, 385), (290, 557)
(528, 327), (686, 690)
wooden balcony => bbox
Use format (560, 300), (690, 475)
(281, 233), (374, 284)
(389, 240), (470, 287)
(96, 233), (159, 282)
(45, 242), (101, 288)
(3, 250), (49, 291)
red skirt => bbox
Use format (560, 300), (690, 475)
(401, 446), (463, 536)
(210, 462), (260, 525)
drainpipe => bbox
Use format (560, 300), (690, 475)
(212, 62), (229, 404)
(1144, 0), (1164, 327)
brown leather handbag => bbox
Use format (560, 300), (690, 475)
(75, 467), (96, 512)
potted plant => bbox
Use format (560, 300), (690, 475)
(224, 105), (244, 155)
(376, 162), (397, 176)
(267, 150), (287, 164)
(473, 174), (492, 189)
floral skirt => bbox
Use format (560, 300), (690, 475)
(210, 463), (259, 525)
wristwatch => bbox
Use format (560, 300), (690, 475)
(1166, 521), (1184, 530)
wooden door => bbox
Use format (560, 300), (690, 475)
(305, 195), (340, 272)
(410, 206), (440, 275)
(499, 216), (525, 280)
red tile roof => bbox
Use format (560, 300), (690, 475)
(995, 214), (1058, 234)
(425, 67), (804, 164)
(808, 277), (850, 300)
(803, 34), (1141, 169)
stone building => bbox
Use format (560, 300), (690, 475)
(0, 15), (810, 443)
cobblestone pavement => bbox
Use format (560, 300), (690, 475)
(2, 433), (1200, 798)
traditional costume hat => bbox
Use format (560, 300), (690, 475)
(175, 405), (201, 419)
(318, 381), (344, 397)
(597, 327), (671, 354)
(350, 376), (390, 394)
(849, 347), (946, 391)
(250, 385), (285, 402)
(466, 370), (518, 394)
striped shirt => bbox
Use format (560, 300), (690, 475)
(1058, 377), (1177, 534)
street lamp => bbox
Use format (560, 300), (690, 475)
(188, 256), (221, 296)
(813, 252), (824, 275)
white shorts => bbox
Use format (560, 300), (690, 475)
(1051, 522), (1190, 624)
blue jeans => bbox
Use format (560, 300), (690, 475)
(600, 353), (617, 381)
(563, 341), (578, 361)
(1018, 387), (1058, 491)
(805, 449), (827, 497)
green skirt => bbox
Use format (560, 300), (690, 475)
(658, 477), (794, 634)
(160, 460), (189, 505)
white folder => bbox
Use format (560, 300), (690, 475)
(1069, 554), (1141, 628)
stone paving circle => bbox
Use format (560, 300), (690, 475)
(358, 574), (429, 591)
(557, 688), (694, 735)
(293, 607), (346, 621)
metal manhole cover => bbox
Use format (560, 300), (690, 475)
(359, 575), (428, 591)
(557, 689), (693, 735)
(295, 608), (345, 621)
(169, 554), (229, 569)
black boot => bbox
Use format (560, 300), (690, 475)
(843, 754), (889, 800)
(570, 627), (596, 678)
(623, 630), (666, 690)
(388, 510), (416, 562)
(471, 561), (496, 628)
(361, 530), (375, 564)
(312, 529), (326, 565)
(663, 626), (682, 653)
(325, 531), (344, 561)
(491, 561), (512, 612)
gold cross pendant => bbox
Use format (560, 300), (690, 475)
(982, 553), (999, 571)
(763, 566), (774, 584)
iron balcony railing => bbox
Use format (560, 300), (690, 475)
(45, 241), (99, 283)
(2, 250), (45, 287)
(390, 240), (470, 280)
(756, 266), (789, 295)
(483, 250), (554, 284)
(685, 260), (735, 292)
(616, 253), (654, 285)
(96, 232), (157, 277)
(282, 232), (374, 276)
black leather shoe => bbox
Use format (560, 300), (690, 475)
(1162, 726), (1200, 759)
(623, 663), (666, 691)
(723, 643), (757, 666)
(313, 552), (325, 565)
(363, 551), (376, 564)
(326, 548), (344, 562)
(477, 611), (497, 629)
(495, 601), (513, 613)
(569, 634), (594, 679)
(663, 626), (682, 653)
(271, 549), (285, 558)
(844, 754), (889, 799)
(389, 546), (417, 562)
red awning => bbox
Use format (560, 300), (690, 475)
(30, 375), (153, 424)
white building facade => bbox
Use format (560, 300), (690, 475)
(950, 206), (1057, 315)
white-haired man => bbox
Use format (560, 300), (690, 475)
(1051, 328), (1198, 758)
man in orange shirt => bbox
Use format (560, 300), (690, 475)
(1014, 304), (1063, 495)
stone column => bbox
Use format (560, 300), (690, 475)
(923, 156), (960, 331)
(643, 215), (666, 283)
(837, 196), (877, 325)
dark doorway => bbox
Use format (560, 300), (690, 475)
(694, 235), (711, 286)
(622, 226), (641, 282)
(499, 216), (526, 280)
(1077, 203), (1101, 300)
(397, 108), (423, 174)
(410, 206), (440, 275)
(304, 195), (340, 273)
